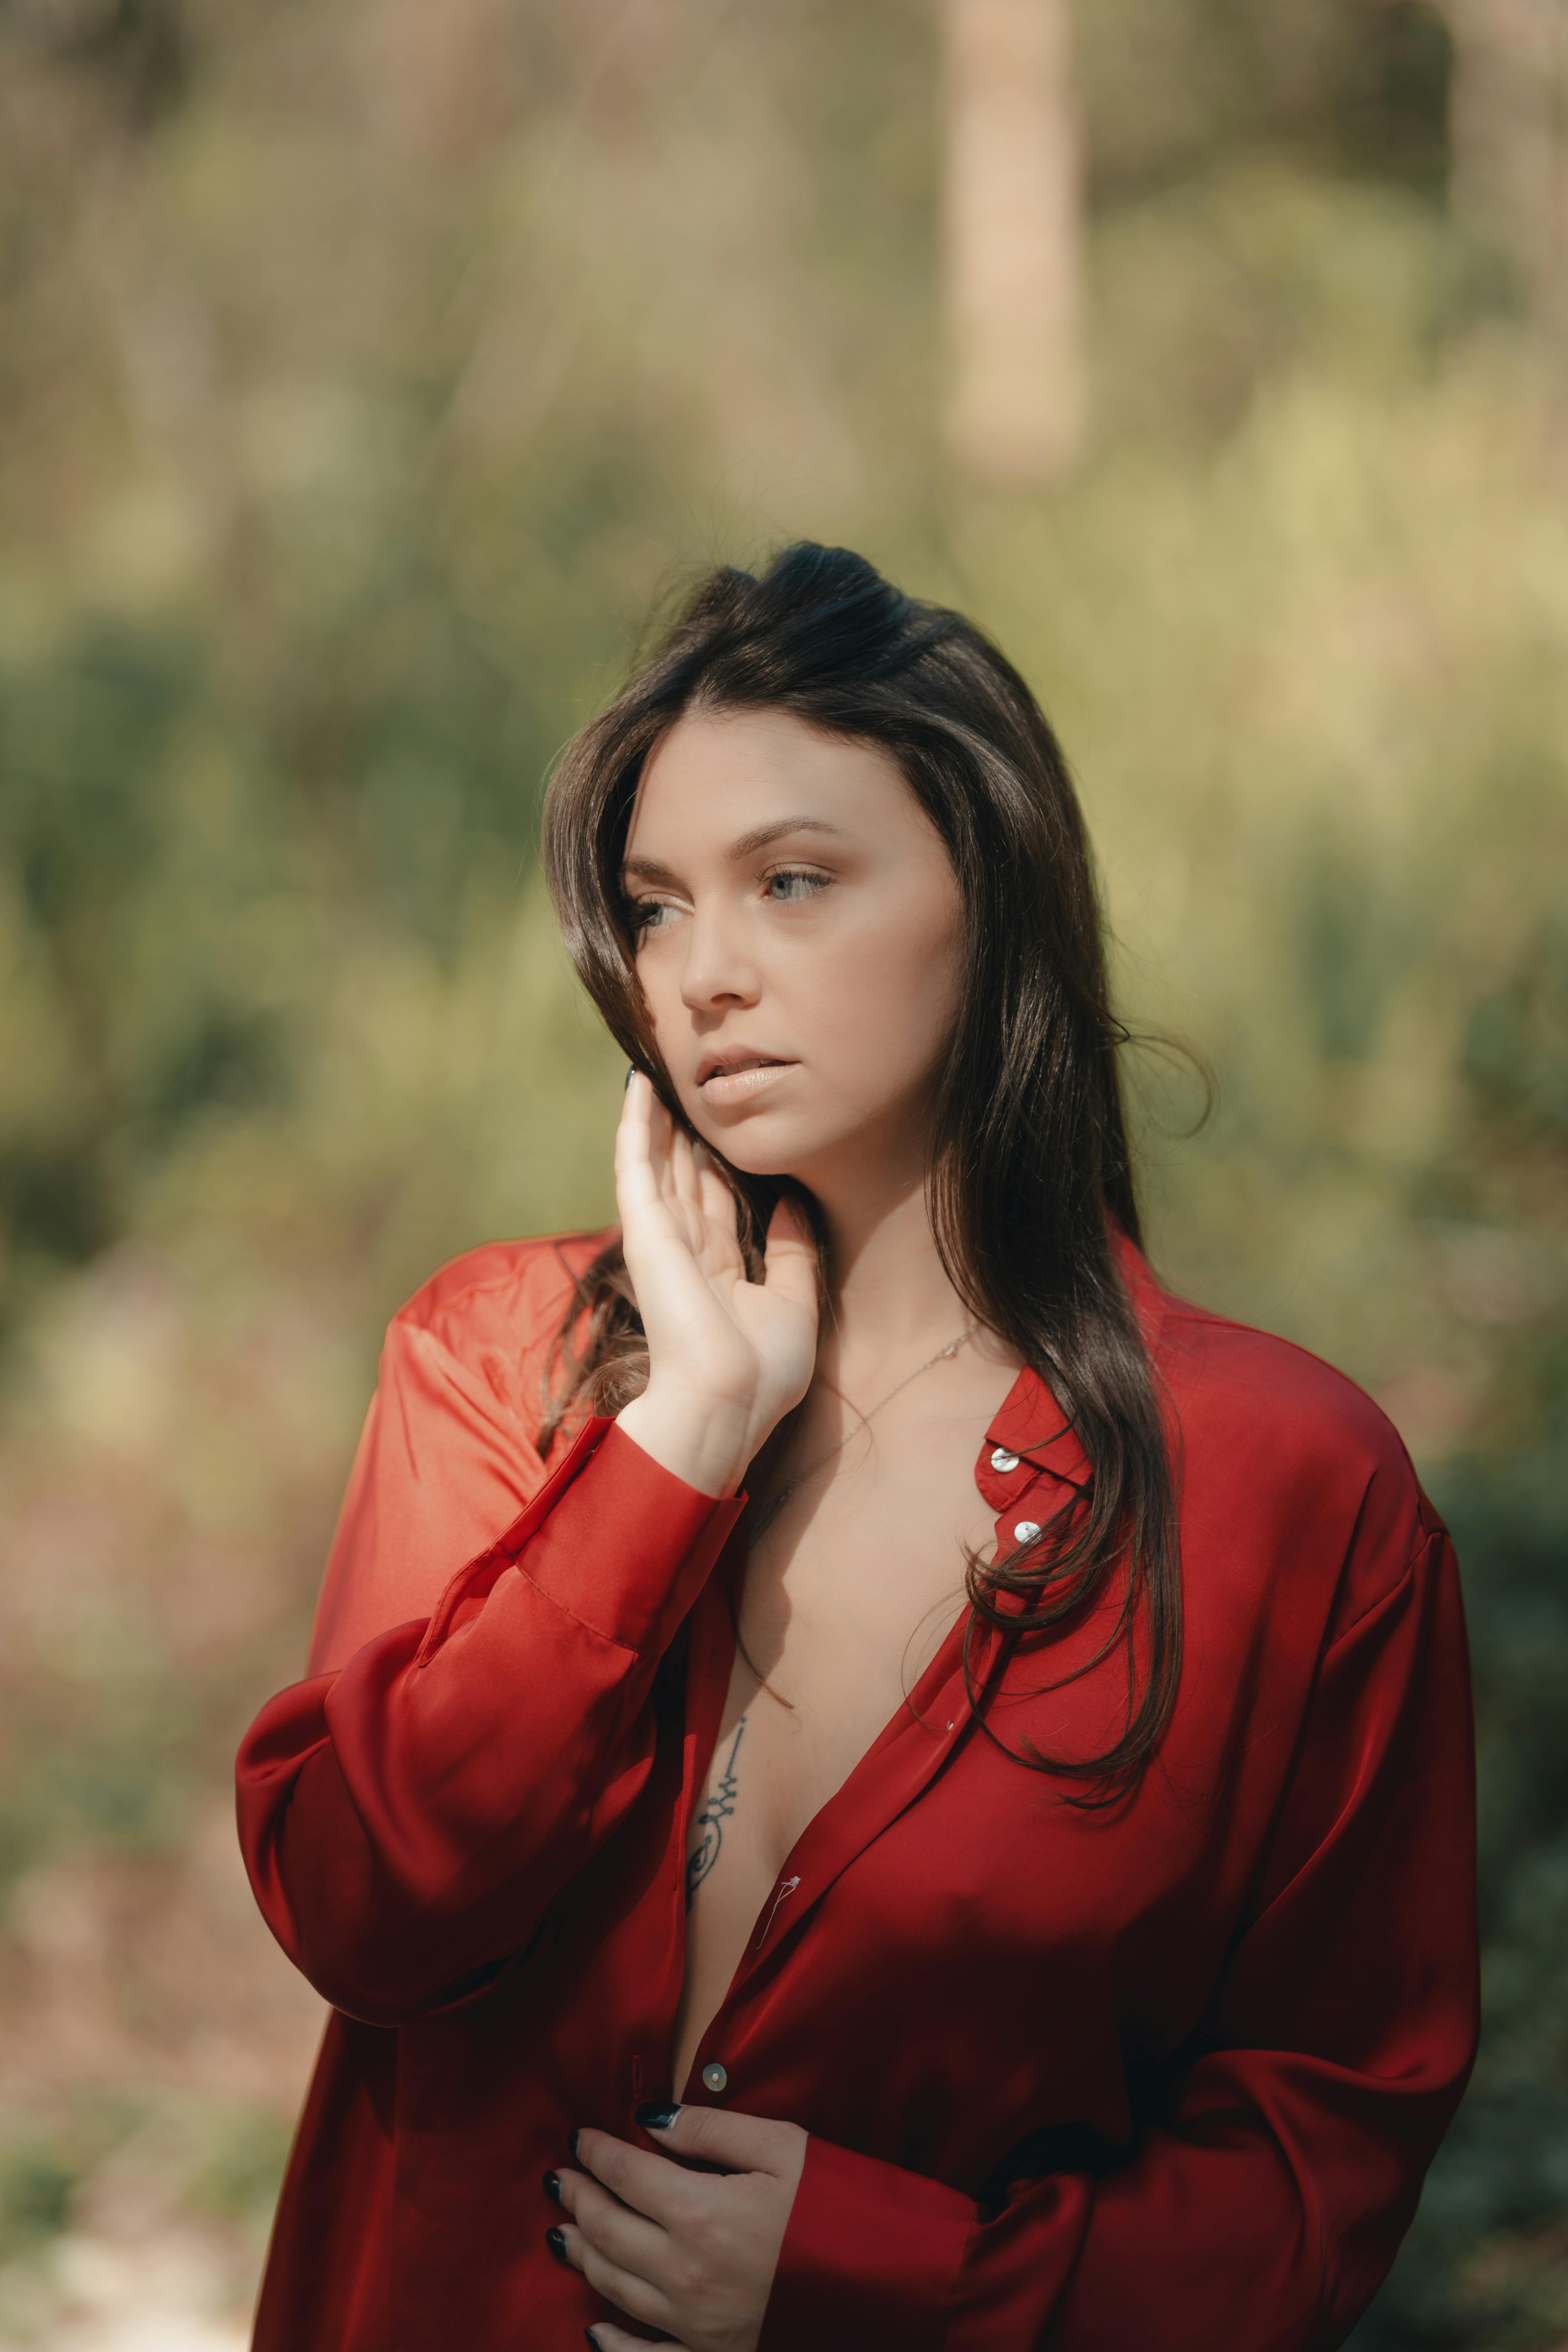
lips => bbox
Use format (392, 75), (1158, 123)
(696, 1050), (795, 1087)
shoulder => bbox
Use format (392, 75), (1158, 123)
(392, 1228), (617, 1348)
(1154, 1290), (1404, 1476)
(383, 1228), (619, 1432)
(1145, 1273), (1444, 1630)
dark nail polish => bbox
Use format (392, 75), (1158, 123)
(585, 2332), (601, 2350)
(634, 2100), (681, 2132)
(542, 2170), (561, 2202)
(545, 2224), (568, 2261)
(567, 2128), (581, 2159)
(625, 1065), (637, 1089)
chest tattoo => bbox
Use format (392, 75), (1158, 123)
(685, 1715), (747, 1909)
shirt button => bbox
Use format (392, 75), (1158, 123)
(990, 1446), (1021, 1473)
(701, 2062), (728, 2095)
(1014, 1520), (1042, 1544)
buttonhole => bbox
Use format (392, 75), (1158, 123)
(757, 1873), (802, 1946)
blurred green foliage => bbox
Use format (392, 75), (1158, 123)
(0, 0), (1564, 2339)
(0, 2087), (291, 2335)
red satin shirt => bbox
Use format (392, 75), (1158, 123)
(236, 1229), (1478, 2351)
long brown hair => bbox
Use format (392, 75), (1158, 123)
(541, 542), (1181, 1799)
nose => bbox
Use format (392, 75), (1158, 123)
(679, 898), (761, 1015)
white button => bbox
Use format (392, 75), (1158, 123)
(701, 2062), (728, 2095)
(990, 1447), (1020, 1473)
(1014, 1521), (1042, 1544)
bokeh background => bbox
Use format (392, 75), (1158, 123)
(0, 0), (1565, 2343)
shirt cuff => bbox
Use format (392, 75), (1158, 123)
(759, 2134), (973, 2352)
(418, 1416), (746, 1665)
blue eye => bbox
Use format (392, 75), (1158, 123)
(629, 899), (679, 935)
(767, 869), (828, 903)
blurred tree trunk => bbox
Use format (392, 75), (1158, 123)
(1440, 0), (1568, 342)
(942, 0), (1086, 484)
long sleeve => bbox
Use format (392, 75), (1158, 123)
(306, 1244), (588, 1675)
(237, 1418), (743, 2026)
(759, 1524), (1479, 2352)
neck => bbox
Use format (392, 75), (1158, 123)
(804, 1143), (974, 1373)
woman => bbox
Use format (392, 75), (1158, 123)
(237, 543), (1477, 2352)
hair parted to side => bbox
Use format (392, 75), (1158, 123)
(541, 540), (1185, 1799)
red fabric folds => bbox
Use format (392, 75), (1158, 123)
(236, 1230), (1478, 2351)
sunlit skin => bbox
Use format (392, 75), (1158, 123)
(547, 709), (1025, 2352)
(628, 707), (967, 1204)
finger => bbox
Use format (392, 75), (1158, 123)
(614, 1074), (660, 1212)
(647, 1090), (675, 1201)
(669, 1124), (704, 1251)
(552, 2166), (671, 2285)
(548, 2221), (678, 2335)
(761, 1196), (819, 1311)
(571, 2129), (700, 2235)
(696, 1159), (744, 1275)
(614, 1069), (651, 1166)
(619, 1081), (684, 1253)
(637, 2103), (806, 2177)
(671, 1123), (703, 1218)
(650, 1088), (674, 1137)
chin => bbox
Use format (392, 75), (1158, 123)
(704, 1133), (801, 1180)
(727, 1135), (856, 1193)
(689, 1111), (820, 1181)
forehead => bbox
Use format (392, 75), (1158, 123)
(625, 706), (921, 851)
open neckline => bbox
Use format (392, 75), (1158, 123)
(667, 1234), (1170, 2096)
(669, 1361), (1041, 2099)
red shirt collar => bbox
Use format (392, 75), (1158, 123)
(979, 1229), (1168, 1496)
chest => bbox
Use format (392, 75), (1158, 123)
(670, 1404), (1020, 2095)
(716, 1404), (1010, 1868)
(607, 1384), (1337, 2114)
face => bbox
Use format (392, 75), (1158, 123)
(620, 706), (965, 1190)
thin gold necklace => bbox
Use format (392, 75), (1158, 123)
(747, 1323), (978, 1550)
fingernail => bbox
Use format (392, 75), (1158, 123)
(542, 2170), (561, 2202)
(567, 2128), (581, 2159)
(634, 2100), (681, 2132)
(585, 2332), (601, 2350)
(625, 1064), (638, 1089)
(545, 2225), (568, 2261)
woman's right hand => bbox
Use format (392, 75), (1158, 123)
(612, 1073), (819, 1498)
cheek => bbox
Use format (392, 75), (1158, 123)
(632, 946), (681, 1045)
(798, 898), (963, 1088)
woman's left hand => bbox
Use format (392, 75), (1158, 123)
(548, 2104), (808, 2352)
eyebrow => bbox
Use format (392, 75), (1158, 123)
(621, 816), (847, 884)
